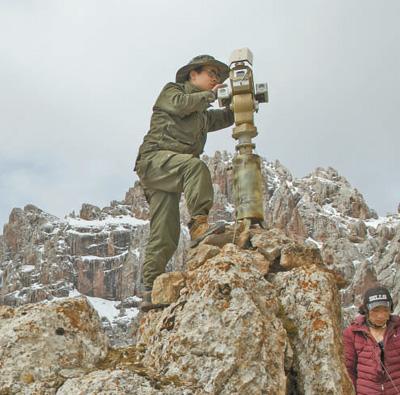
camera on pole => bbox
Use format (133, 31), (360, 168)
(217, 48), (268, 232)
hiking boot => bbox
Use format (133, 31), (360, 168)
(188, 215), (226, 248)
(139, 287), (169, 312)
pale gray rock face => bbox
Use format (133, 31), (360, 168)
(374, 224), (400, 314)
(271, 266), (354, 395)
(1, 205), (75, 305)
(125, 180), (150, 220)
(252, 158), (399, 321)
(320, 238), (360, 280)
(0, 297), (108, 394)
(57, 369), (193, 395)
(202, 151), (235, 223)
(0, 204), (150, 305)
(137, 244), (289, 395)
(79, 203), (102, 221)
(0, 200), (190, 308)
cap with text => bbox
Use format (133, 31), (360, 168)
(364, 286), (392, 311)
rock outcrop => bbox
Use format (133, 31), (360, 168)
(135, 231), (354, 394)
(0, 296), (192, 394)
(57, 368), (192, 395)
(0, 297), (108, 394)
(0, 228), (355, 394)
(1, 151), (399, 350)
(138, 244), (289, 394)
(272, 267), (352, 394)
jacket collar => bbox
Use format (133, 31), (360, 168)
(350, 314), (400, 332)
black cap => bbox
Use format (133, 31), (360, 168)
(363, 286), (393, 312)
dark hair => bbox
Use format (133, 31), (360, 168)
(187, 66), (203, 81)
(358, 286), (393, 315)
(358, 304), (368, 315)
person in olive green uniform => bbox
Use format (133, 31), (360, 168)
(135, 55), (234, 309)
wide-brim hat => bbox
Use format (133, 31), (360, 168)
(175, 54), (230, 83)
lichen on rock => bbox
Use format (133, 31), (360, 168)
(0, 297), (108, 394)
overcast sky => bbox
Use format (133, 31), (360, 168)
(1, 0), (399, 229)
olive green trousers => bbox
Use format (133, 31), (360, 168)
(135, 151), (214, 288)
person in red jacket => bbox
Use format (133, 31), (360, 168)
(343, 286), (400, 394)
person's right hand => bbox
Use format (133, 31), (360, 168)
(211, 84), (225, 94)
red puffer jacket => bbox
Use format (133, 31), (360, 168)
(343, 314), (400, 395)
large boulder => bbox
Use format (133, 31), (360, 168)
(137, 240), (354, 394)
(271, 266), (354, 394)
(137, 244), (289, 394)
(0, 297), (108, 394)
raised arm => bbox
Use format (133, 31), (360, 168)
(206, 108), (234, 133)
(154, 83), (215, 118)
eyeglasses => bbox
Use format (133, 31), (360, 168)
(203, 68), (221, 82)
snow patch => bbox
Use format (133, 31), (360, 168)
(67, 216), (148, 229)
(132, 248), (140, 259)
(21, 265), (35, 273)
(69, 289), (81, 297)
(366, 255), (375, 263)
(79, 251), (128, 262)
(86, 296), (121, 322)
(352, 260), (361, 267)
(68, 289), (139, 325)
(305, 237), (323, 249)
(225, 203), (235, 213)
(322, 204), (340, 217)
(365, 215), (400, 229)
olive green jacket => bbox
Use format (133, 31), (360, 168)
(136, 81), (234, 162)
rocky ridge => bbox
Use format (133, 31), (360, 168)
(0, 151), (399, 335)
